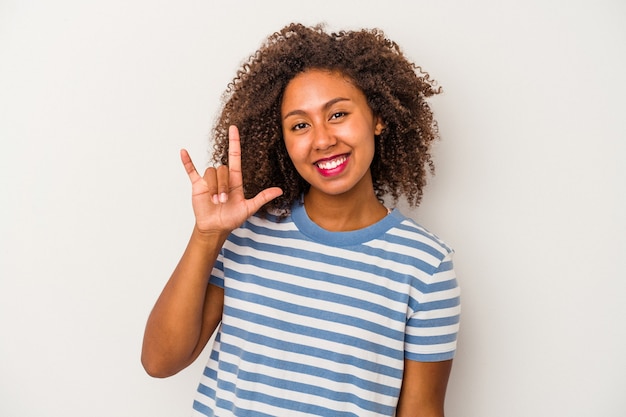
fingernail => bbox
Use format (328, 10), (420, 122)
(219, 193), (228, 203)
(212, 194), (219, 204)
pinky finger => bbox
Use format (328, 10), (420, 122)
(180, 149), (201, 182)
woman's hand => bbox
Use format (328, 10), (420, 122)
(181, 125), (283, 235)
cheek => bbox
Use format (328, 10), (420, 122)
(283, 136), (307, 161)
(358, 134), (377, 167)
(365, 140), (376, 165)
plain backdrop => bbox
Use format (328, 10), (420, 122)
(1, 0), (624, 416)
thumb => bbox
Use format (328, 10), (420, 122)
(248, 187), (283, 213)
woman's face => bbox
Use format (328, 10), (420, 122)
(281, 69), (383, 199)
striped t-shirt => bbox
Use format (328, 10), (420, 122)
(192, 202), (461, 416)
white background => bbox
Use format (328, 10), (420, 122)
(1, 1), (624, 416)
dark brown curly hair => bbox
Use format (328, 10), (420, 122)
(212, 23), (442, 216)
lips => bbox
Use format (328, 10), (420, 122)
(314, 154), (349, 176)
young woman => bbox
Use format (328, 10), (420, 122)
(142, 23), (461, 417)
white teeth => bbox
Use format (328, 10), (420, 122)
(317, 156), (346, 170)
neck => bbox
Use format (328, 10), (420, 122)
(303, 187), (388, 232)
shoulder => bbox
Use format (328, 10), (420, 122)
(387, 209), (454, 259)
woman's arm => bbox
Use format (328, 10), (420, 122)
(141, 126), (282, 377)
(395, 359), (453, 417)
(141, 228), (226, 378)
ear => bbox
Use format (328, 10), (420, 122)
(374, 117), (385, 135)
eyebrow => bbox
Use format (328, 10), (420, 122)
(282, 97), (351, 120)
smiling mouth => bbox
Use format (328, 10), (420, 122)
(315, 155), (348, 170)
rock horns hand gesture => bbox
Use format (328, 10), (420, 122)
(180, 125), (283, 236)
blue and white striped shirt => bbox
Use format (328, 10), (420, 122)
(193, 202), (460, 416)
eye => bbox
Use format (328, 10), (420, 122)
(329, 112), (347, 120)
(291, 122), (309, 131)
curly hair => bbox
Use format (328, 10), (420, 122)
(212, 23), (441, 216)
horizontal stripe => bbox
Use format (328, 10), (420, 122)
(218, 341), (400, 397)
(192, 399), (214, 416)
(216, 382), (364, 417)
(407, 322), (461, 338)
(216, 359), (395, 415)
(224, 306), (404, 361)
(225, 284), (405, 341)
(209, 329), (403, 389)
(220, 322), (404, 378)
(224, 262), (408, 326)
(229, 230), (446, 288)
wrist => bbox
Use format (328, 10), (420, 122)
(191, 225), (230, 247)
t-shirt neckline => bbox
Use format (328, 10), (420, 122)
(290, 200), (403, 247)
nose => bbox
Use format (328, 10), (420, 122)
(312, 124), (336, 151)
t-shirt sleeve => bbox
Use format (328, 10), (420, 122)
(404, 250), (461, 362)
(208, 249), (225, 289)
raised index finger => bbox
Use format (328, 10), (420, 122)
(227, 125), (243, 189)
